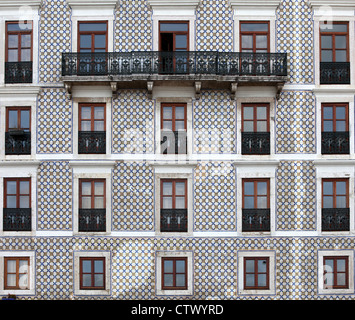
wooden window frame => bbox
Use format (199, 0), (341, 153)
(4, 178), (31, 209)
(161, 103), (187, 131)
(161, 257), (188, 290)
(78, 21), (108, 53)
(240, 21), (270, 53)
(323, 256), (349, 289)
(5, 21), (33, 63)
(243, 257), (270, 290)
(159, 21), (189, 52)
(79, 257), (106, 290)
(322, 178), (349, 209)
(242, 178), (270, 209)
(6, 107), (31, 132)
(78, 103), (106, 132)
(321, 103), (349, 132)
(161, 179), (188, 210)
(241, 103), (270, 133)
(320, 21), (349, 62)
(4, 257), (30, 290)
(79, 179), (106, 209)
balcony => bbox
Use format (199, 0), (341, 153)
(79, 209), (106, 232)
(62, 51), (288, 99)
(160, 209), (187, 232)
(78, 131), (106, 154)
(3, 208), (31, 231)
(5, 62), (32, 84)
(321, 132), (349, 154)
(161, 130), (187, 154)
(320, 62), (350, 85)
(242, 132), (270, 155)
(5, 131), (31, 155)
(242, 209), (270, 232)
(322, 208), (349, 231)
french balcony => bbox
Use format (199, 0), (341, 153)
(78, 131), (106, 154)
(160, 209), (188, 232)
(5, 61), (32, 84)
(5, 131), (31, 155)
(161, 130), (187, 154)
(320, 62), (350, 85)
(242, 209), (270, 232)
(242, 132), (270, 155)
(321, 131), (349, 154)
(62, 51), (288, 99)
(322, 208), (349, 232)
(3, 208), (31, 231)
(78, 209), (106, 232)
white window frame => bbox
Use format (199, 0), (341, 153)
(73, 250), (111, 297)
(237, 250), (276, 296)
(0, 251), (36, 296)
(317, 249), (354, 295)
(155, 250), (194, 296)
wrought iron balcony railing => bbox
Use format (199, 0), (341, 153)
(62, 51), (287, 77)
(320, 62), (350, 84)
(160, 209), (188, 232)
(242, 209), (270, 232)
(5, 62), (33, 84)
(79, 209), (106, 232)
(3, 208), (31, 231)
(161, 130), (187, 154)
(322, 208), (349, 231)
(5, 131), (31, 155)
(242, 132), (270, 155)
(78, 131), (106, 154)
(321, 132), (349, 154)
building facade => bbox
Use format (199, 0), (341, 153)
(0, 0), (355, 300)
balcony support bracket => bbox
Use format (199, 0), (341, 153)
(110, 81), (118, 98)
(195, 81), (202, 100)
(276, 82), (284, 100)
(64, 82), (72, 100)
(230, 82), (238, 100)
(147, 81), (154, 99)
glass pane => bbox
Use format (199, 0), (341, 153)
(163, 182), (173, 195)
(81, 182), (91, 195)
(94, 107), (104, 120)
(94, 120), (104, 131)
(256, 35), (267, 49)
(241, 23), (268, 32)
(94, 260), (104, 273)
(321, 50), (333, 62)
(8, 110), (18, 129)
(8, 35), (18, 48)
(21, 49), (31, 61)
(323, 107), (333, 119)
(7, 181), (17, 194)
(175, 197), (185, 209)
(244, 182), (254, 195)
(164, 260), (173, 273)
(21, 34), (31, 48)
(257, 182), (267, 195)
(94, 197), (104, 209)
(163, 121), (173, 130)
(6, 196), (17, 208)
(20, 181), (30, 194)
(164, 274), (173, 287)
(81, 197), (91, 209)
(256, 121), (267, 132)
(323, 181), (333, 195)
(241, 35), (253, 49)
(325, 259), (334, 270)
(336, 181), (346, 195)
(258, 259), (267, 272)
(94, 274), (104, 287)
(245, 259), (254, 272)
(175, 35), (187, 48)
(80, 35), (91, 48)
(243, 107), (254, 120)
(81, 121), (91, 131)
(257, 196), (267, 209)
(175, 107), (185, 120)
(245, 274), (255, 287)
(323, 196), (333, 208)
(337, 273), (346, 286)
(320, 23), (347, 33)
(321, 36), (333, 49)
(163, 107), (172, 119)
(19, 274), (28, 288)
(323, 120), (333, 132)
(335, 36), (347, 49)
(7, 260), (16, 273)
(19, 260), (28, 273)
(336, 196), (347, 208)
(335, 50), (347, 62)
(335, 107), (346, 120)
(337, 259), (346, 272)
(94, 182), (104, 195)
(243, 121), (254, 132)
(336, 121), (346, 132)
(176, 260), (185, 273)
(7, 274), (16, 287)
(79, 23), (107, 32)
(82, 260), (91, 273)
(94, 35), (106, 48)
(175, 182), (185, 195)
(163, 197), (172, 209)
(176, 274), (185, 287)
(20, 110), (30, 129)
(160, 23), (188, 32)
(8, 23), (32, 31)
(244, 197), (254, 209)
(82, 274), (91, 287)
(19, 196), (29, 208)
(256, 107), (267, 119)
(81, 107), (91, 120)
(8, 49), (18, 62)
(258, 274), (267, 287)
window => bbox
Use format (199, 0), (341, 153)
(5, 21), (33, 83)
(322, 178), (349, 231)
(241, 103), (270, 155)
(240, 22), (270, 53)
(79, 257), (105, 290)
(320, 22), (350, 84)
(160, 179), (187, 232)
(244, 257), (269, 290)
(4, 257), (30, 290)
(3, 178), (31, 231)
(242, 179), (270, 232)
(161, 103), (187, 154)
(162, 257), (187, 290)
(323, 256), (348, 289)
(78, 103), (106, 154)
(79, 179), (106, 232)
(321, 103), (349, 154)
(5, 107), (31, 155)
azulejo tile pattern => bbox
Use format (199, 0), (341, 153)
(193, 91), (236, 154)
(275, 90), (316, 154)
(194, 162), (236, 231)
(276, 161), (316, 231)
(112, 161), (154, 231)
(111, 90), (155, 154)
(37, 88), (72, 154)
(37, 162), (73, 231)
(39, 0), (71, 83)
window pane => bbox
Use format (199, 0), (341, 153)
(94, 182), (104, 195)
(175, 197), (185, 209)
(241, 23), (268, 32)
(8, 49), (18, 62)
(335, 36), (347, 49)
(94, 35), (106, 48)
(323, 181), (333, 195)
(335, 107), (346, 120)
(21, 48), (31, 61)
(337, 259), (346, 272)
(6, 196), (17, 208)
(256, 121), (267, 132)
(323, 120), (333, 132)
(20, 110), (30, 129)
(336, 181), (346, 195)
(241, 35), (253, 49)
(164, 260), (173, 273)
(19, 196), (30, 208)
(337, 273), (346, 286)
(81, 107), (91, 120)
(176, 274), (185, 287)
(20, 181), (30, 194)
(81, 121), (91, 131)
(160, 23), (188, 32)
(175, 121), (185, 130)
(175, 35), (187, 48)
(94, 197), (104, 209)
(175, 182), (185, 196)
(243, 107), (254, 120)
(323, 107), (333, 119)
(244, 197), (254, 209)
(80, 35), (91, 48)
(8, 23), (32, 31)
(175, 107), (185, 120)
(94, 260), (104, 273)
(7, 260), (16, 273)
(81, 197), (91, 209)
(243, 121), (254, 132)
(164, 274), (173, 287)
(8, 35), (18, 48)
(94, 274), (104, 287)
(320, 23), (347, 32)
(336, 196), (347, 208)
(163, 182), (173, 195)
(163, 197), (172, 209)
(19, 274), (28, 288)
(8, 110), (18, 129)
(257, 196), (267, 209)
(163, 107), (172, 119)
(323, 196), (333, 208)
(245, 259), (254, 272)
(257, 182), (267, 195)
(256, 35), (267, 49)
(321, 36), (332, 49)
(335, 120), (345, 132)
(258, 259), (267, 272)
(321, 50), (333, 62)
(82, 274), (91, 287)
(335, 50), (347, 62)
(94, 107), (105, 120)
(163, 121), (172, 130)
(7, 274), (16, 287)
(258, 274), (267, 287)
(244, 182), (254, 195)
(81, 182), (91, 195)
(176, 260), (185, 273)
(245, 274), (255, 287)
(82, 260), (91, 273)
(21, 34), (31, 48)
(325, 259), (334, 271)
(256, 107), (267, 119)
(79, 23), (107, 32)
(94, 120), (105, 131)
(7, 181), (17, 194)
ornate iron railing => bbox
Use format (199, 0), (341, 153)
(242, 132), (270, 155)
(79, 209), (106, 232)
(242, 209), (270, 232)
(5, 62), (32, 84)
(161, 209), (188, 232)
(3, 208), (31, 231)
(62, 52), (287, 77)
(322, 208), (349, 231)
(78, 131), (106, 154)
(321, 132), (349, 154)
(320, 62), (350, 84)
(5, 131), (31, 155)
(161, 130), (187, 154)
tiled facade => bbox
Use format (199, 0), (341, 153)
(0, 0), (355, 301)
